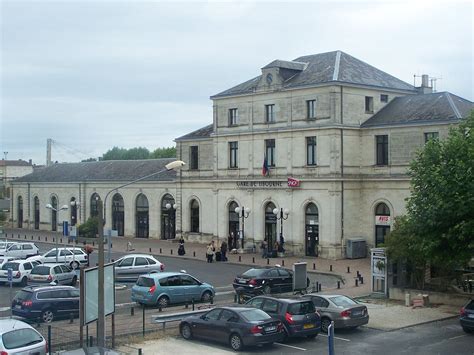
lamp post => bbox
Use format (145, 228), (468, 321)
(96, 160), (185, 348)
(45, 203), (68, 262)
(235, 206), (251, 250)
(70, 200), (81, 227)
(165, 203), (177, 239)
(273, 207), (289, 251)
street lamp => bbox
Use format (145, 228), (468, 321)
(273, 207), (289, 251)
(165, 203), (177, 240)
(96, 160), (185, 348)
(235, 206), (251, 250)
(70, 200), (81, 226)
(45, 203), (68, 262)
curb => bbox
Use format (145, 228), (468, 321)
(365, 314), (459, 332)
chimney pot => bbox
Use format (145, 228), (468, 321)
(421, 74), (430, 88)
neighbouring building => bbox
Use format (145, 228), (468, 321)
(10, 51), (473, 259)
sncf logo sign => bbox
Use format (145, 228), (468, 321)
(287, 177), (300, 188)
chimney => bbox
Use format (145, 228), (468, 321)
(421, 74), (429, 88)
(417, 74), (432, 94)
(29, 159), (32, 165)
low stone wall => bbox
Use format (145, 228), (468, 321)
(389, 286), (471, 306)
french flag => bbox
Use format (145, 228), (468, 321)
(262, 156), (269, 176)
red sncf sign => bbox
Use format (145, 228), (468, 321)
(287, 177), (300, 187)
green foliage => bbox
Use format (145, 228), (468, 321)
(78, 217), (99, 238)
(100, 146), (176, 161)
(150, 147), (176, 159)
(81, 157), (98, 162)
(387, 111), (474, 278)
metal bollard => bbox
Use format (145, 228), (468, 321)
(92, 241), (95, 246)
(39, 236), (41, 241)
(69, 313), (74, 324)
(337, 281), (341, 289)
(131, 307), (134, 316)
(111, 243), (113, 248)
(210, 295), (214, 305)
(149, 247), (152, 253)
(234, 294), (237, 303)
(160, 248), (162, 254)
(138, 349), (143, 355)
(239, 256), (241, 262)
(53, 238), (55, 243)
(142, 307), (145, 337)
(171, 249), (173, 255)
(48, 325), (52, 355)
(159, 305), (162, 312)
(330, 265), (333, 272)
(45, 237), (48, 242)
(355, 279), (359, 287)
(60, 238), (63, 243)
(282, 260), (285, 266)
(193, 251), (196, 257)
(318, 283), (322, 292)
(185, 302), (188, 309)
(192, 298), (195, 311)
(267, 258), (270, 265)
(316, 281), (319, 293)
(252, 257), (255, 263)
(347, 266), (351, 273)
(313, 263), (316, 270)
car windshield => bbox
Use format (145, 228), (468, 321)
(465, 300), (474, 310)
(329, 296), (358, 308)
(31, 266), (51, 275)
(14, 290), (33, 302)
(240, 309), (271, 322)
(287, 301), (315, 315)
(2, 328), (43, 350)
(2, 262), (20, 271)
(136, 277), (155, 287)
(242, 269), (266, 277)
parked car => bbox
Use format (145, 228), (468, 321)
(0, 256), (18, 268)
(0, 242), (39, 259)
(28, 264), (77, 286)
(233, 267), (308, 295)
(460, 298), (474, 333)
(131, 271), (215, 307)
(33, 247), (88, 269)
(115, 254), (164, 282)
(245, 296), (320, 339)
(180, 306), (284, 351)
(0, 241), (17, 255)
(12, 285), (80, 323)
(0, 318), (47, 354)
(0, 260), (41, 286)
(301, 294), (369, 332)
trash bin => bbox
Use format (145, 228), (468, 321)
(405, 293), (411, 307)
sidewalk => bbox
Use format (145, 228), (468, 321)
(4, 228), (372, 297)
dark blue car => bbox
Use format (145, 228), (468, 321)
(12, 286), (79, 323)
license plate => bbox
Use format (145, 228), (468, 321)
(303, 324), (315, 329)
(239, 279), (247, 284)
(15, 305), (21, 309)
(352, 311), (361, 316)
(265, 326), (276, 332)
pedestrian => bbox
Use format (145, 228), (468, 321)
(260, 239), (268, 258)
(221, 240), (228, 262)
(178, 237), (185, 256)
(206, 243), (214, 263)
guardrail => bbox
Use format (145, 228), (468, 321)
(151, 308), (211, 328)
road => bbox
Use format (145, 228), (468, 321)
(0, 241), (339, 309)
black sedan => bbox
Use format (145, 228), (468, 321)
(460, 299), (474, 333)
(179, 306), (284, 351)
(233, 267), (296, 295)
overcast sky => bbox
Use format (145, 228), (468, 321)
(1, 0), (472, 165)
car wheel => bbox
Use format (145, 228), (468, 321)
(201, 291), (212, 302)
(180, 323), (193, 340)
(157, 296), (169, 308)
(20, 277), (28, 287)
(42, 310), (54, 323)
(321, 318), (331, 333)
(70, 276), (77, 286)
(229, 333), (243, 351)
(263, 285), (271, 295)
(70, 261), (80, 270)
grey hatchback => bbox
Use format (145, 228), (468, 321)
(302, 294), (369, 332)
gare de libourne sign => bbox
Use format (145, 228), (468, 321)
(236, 177), (300, 189)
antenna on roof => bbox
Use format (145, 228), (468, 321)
(430, 76), (442, 93)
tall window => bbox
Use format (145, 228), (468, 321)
(306, 136), (317, 166)
(190, 146), (199, 170)
(365, 96), (374, 113)
(17, 196), (23, 228)
(51, 196), (58, 232)
(375, 202), (391, 247)
(376, 135), (388, 166)
(424, 132), (439, 143)
(265, 139), (275, 167)
(306, 100), (316, 119)
(90, 193), (101, 217)
(190, 199), (199, 233)
(229, 141), (238, 168)
(265, 104), (275, 123)
(229, 108), (238, 126)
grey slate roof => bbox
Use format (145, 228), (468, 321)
(13, 159), (177, 183)
(212, 51), (415, 98)
(175, 124), (213, 141)
(361, 92), (474, 128)
(0, 160), (32, 167)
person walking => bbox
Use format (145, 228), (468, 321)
(206, 243), (214, 263)
(221, 240), (228, 262)
(178, 237), (185, 256)
(260, 239), (268, 258)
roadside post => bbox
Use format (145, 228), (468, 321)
(328, 320), (335, 355)
(8, 267), (13, 318)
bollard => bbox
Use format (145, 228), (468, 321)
(48, 325), (52, 355)
(131, 307), (134, 316)
(45, 237), (48, 242)
(31, 236), (34, 240)
(92, 241), (95, 246)
(142, 307), (146, 337)
(192, 298), (195, 311)
(112, 259), (115, 262)
(193, 251), (196, 257)
(111, 243), (113, 248)
(149, 247), (152, 253)
(83, 241), (86, 246)
(318, 283), (322, 292)
(267, 258), (270, 265)
(355, 279), (359, 287)
(160, 248), (162, 254)
(234, 294), (237, 303)
(210, 295), (214, 305)
(347, 266), (351, 273)
(252, 257), (255, 263)
(138, 349), (143, 355)
(316, 281), (319, 293)
(53, 238), (55, 243)
(39, 236), (41, 241)
(159, 305), (162, 312)
(69, 313), (74, 324)
(171, 249), (173, 255)
(313, 263), (316, 270)
(330, 264), (333, 272)
(239, 256), (241, 262)
(337, 281), (341, 289)
(60, 238), (62, 243)
(89, 336), (93, 347)
(185, 301), (188, 309)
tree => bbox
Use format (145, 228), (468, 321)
(386, 111), (474, 277)
(150, 147), (176, 159)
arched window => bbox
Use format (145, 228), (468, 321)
(375, 202), (391, 247)
(161, 194), (176, 240)
(305, 203), (319, 256)
(51, 196), (58, 231)
(265, 202), (277, 253)
(190, 199), (199, 233)
(112, 193), (125, 236)
(34, 196), (40, 229)
(90, 193), (101, 218)
(17, 196), (23, 228)
(136, 194), (149, 238)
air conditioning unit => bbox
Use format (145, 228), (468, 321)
(346, 238), (367, 259)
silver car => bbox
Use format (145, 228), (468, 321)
(0, 318), (46, 355)
(115, 254), (164, 282)
(302, 294), (369, 332)
(28, 264), (77, 286)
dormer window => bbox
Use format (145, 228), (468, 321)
(229, 108), (238, 126)
(265, 104), (275, 123)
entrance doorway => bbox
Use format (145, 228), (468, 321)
(112, 193), (125, 236)
(265, 202), (277, 256)
(375, 203), (391, 247)
(228, 201), (239, 249)
(136, 194), (149, 238)
(305, 203), (319, 256)
(51, 196), (58, 231)
(17, 196), (23, 228)
(161, 194), (176, 240)
(34, 197), (40, 229)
